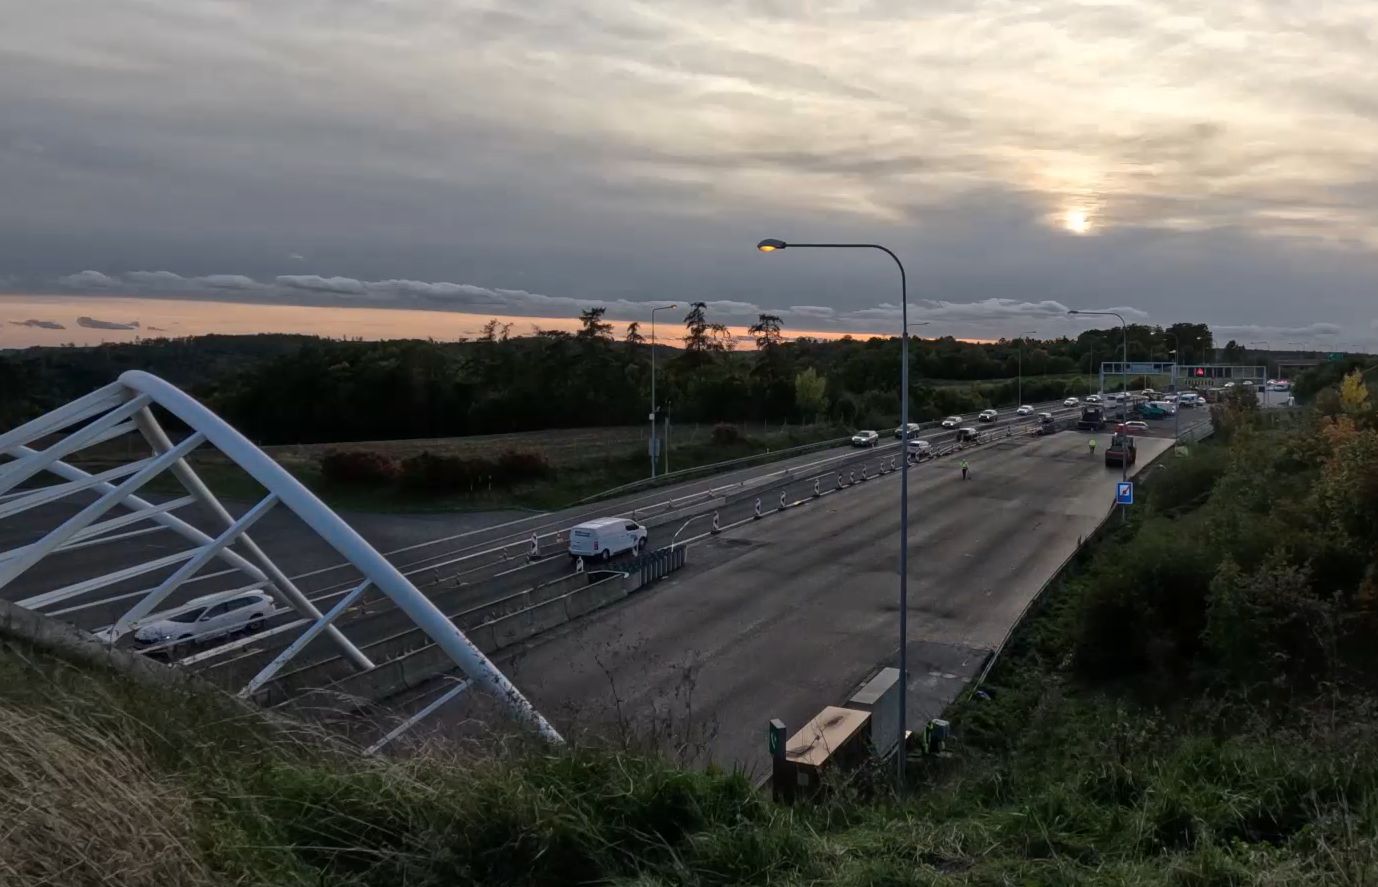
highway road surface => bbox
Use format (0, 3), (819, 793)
(411, 424), (1179, 773)
(2, 398), (1201, 765)
(0, 399), (1087, 657)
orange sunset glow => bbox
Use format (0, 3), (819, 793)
(0, 295), (900, 350)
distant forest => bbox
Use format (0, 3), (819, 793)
(0, 306), (1224, 444)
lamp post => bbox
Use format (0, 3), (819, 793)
(757, 237), (912, 789)
(1016, 330), (1037, 408)
(1249, 340), (1271, 404)
(649, 304), (678, 478)
(1070, 310), (1128, 521)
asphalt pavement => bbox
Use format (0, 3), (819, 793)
(404, 422), (1181, 774)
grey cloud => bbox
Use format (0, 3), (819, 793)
(6, 0), (1378, 341)
(275, 275), (368, 296)
(9, 319), (65, 329)
(76, 316), (139, 330)
(57, 270), (118, 289)
(198, 274), (257, 290)
(1213, 322), (1344, 342)
(787, 305), (836, 319)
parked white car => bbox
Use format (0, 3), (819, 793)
(907, 439), (932, 459)
(940, 415), (962, 428)
(851, 429), (879, 447)
(978, 409), (998, 422)
(133, 590), (274, 649)
(1015, 404), (1034, 416)
(1063, 397), (1080, 407)
(569, 517), (648, 561)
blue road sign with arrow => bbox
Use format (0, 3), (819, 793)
(1116, 482), (1134, 505)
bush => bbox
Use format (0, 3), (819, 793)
(318, 449), (399, 485)
(399, 449), (553, 492)
(1073, 518), (1221, 681)
(495, 449), (552, 483)
(1205, 558), (1337, 687)
(399, 451), (488, 491)
(710, 423), (744, 445)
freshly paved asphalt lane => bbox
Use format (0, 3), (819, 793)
(442, 427), (1174, 775)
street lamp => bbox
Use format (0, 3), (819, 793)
(1016, 330), (1037, 407)
(1069, 309), (1128, 521)
(1169, 335), (1202, 443)
(1249, 341), (1271, 404)
(757, 237), (913, 789)
(649, 304), (678, 478)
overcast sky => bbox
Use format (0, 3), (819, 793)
(3, 1), (1377, 345)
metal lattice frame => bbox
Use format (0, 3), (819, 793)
(0, 370), (560, 744)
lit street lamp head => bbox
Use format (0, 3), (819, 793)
(756, 238), (787, 252)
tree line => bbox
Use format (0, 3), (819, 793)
(0, 307), (1218, 444)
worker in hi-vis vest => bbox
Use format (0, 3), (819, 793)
(960, 459), (969, 480)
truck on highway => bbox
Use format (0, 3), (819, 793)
(1076, 405), (1105, 431)
(1104, 432), (1137, 468)
(569, 518), (648, 561)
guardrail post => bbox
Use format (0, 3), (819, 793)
(860, 465), (868, 481)
(813, 478), (820, 497)
(528, 532), (539, 560)
(778, 490), (787, 510)
(753, 497), (762, 519)
(575, 556), (585, 574)
(849, 470), (856, 485)
(836, 474), (844, 491)
(712, 510), (720, 534)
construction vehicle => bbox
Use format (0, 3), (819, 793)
(1105, 432), (1137, 468)
(1076, 405), (1105, 431)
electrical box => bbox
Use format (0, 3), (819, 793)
(846, 667), (901, 759)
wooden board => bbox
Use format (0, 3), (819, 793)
(785, 706), (870, 770)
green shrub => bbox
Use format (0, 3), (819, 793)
(318, 449), (399, 485)
(1073, 517), (1221, 681)
(1205, 558), (1338, 688)
(494, 449), (551, 482)
(399, 451), (488, 491)
(710, 423), (744, 445)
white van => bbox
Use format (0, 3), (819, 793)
(569, 517), (648, 561)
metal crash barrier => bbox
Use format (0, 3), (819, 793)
(634, 545), (686, 587)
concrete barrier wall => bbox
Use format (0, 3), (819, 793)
(247, 566), (590, 701)
(643, 497), (726, 530)
(266, 573), (629, 710)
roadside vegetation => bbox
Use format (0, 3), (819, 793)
(2, 315), (1216, 438)
(9, 369), (1378, 885)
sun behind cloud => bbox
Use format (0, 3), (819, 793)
(1063, 209), (1093, 235)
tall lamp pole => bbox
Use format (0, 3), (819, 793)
(757, 238), (913, 789)
(1250, 340), (1271, 404)
(1016, 330), (1037, 407)
(1070, 310), (1128, 520)
(649, 304), (678, 478)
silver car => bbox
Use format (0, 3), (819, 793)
(133, 590), (274, 650)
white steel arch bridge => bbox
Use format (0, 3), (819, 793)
(0, 370), (561, 747)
